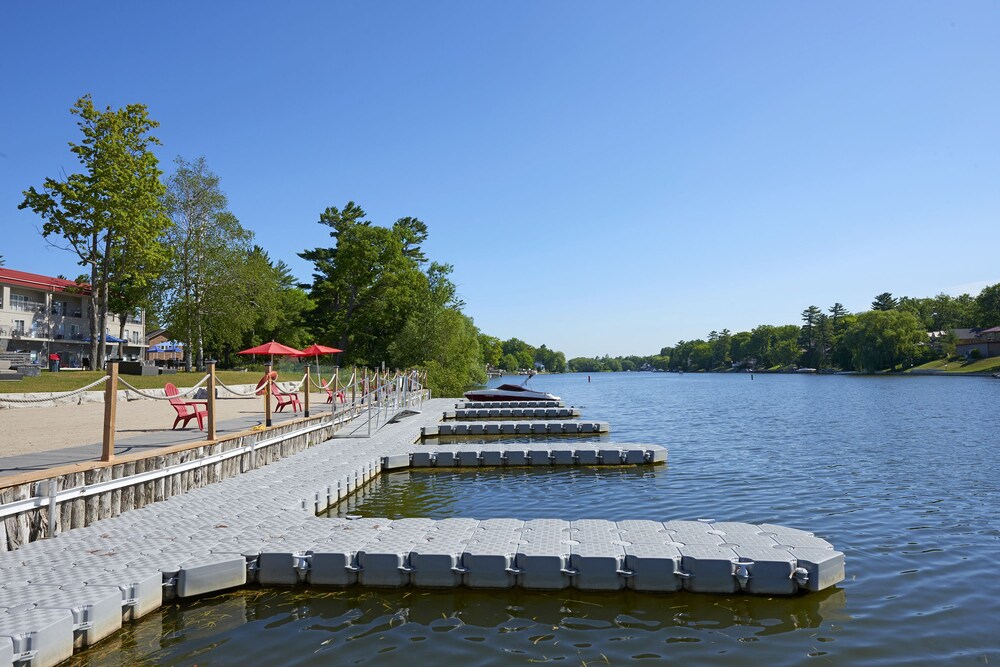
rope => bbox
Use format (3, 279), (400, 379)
(310, 375), (335, 390)
(0, 376), (109, 404)
(215, 377), (263, 397)
(117, 374), (210, 400)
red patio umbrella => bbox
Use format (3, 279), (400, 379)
(237, 341), (303, 365)
(296, 343), (343, 390)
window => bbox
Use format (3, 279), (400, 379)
(13, 320), (25, 334)
(52, 301), (66, 316)
(11, 295), (30, 312)
(70, 324), (80, 339)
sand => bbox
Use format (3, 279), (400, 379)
(0, 391), (334, 458)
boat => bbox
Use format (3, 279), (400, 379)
(464, 377), (560, 402)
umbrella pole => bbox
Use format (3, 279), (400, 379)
(304, 365), (310, 418)
(265, 362), (273, 427)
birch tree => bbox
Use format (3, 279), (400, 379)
(161, 157), (252, 370)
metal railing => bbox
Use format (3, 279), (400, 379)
(334, 368), (427, 438)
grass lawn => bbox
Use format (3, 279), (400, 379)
(0, 369), (313, 394)
(908, 357), (1000, 374)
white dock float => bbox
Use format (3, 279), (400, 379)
(424, 421), (610, 437)
(0, 398), (844, 666)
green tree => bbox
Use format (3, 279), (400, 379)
(872, 292), (898, 311)
(300, 202), (429, 366)
(501, 353), (520, 371)
(19, 95), (169, 369)
(975, 283), (1000, 327)
(477, 334), (503, 368)
(161, 157), (253, 369)
(799, 306), (823, 367)
(389, 305), (485, 397)
(240, 248), (315, 355)
(841, 310), (926, 372)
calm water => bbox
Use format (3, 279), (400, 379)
(72, 372), (1000, 666)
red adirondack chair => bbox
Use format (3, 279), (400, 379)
(255, 371), (301, 413)
(164, 382), (207, 430)
(324, 384), (346, 404)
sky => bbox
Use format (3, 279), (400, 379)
(2, 2), (999, 358)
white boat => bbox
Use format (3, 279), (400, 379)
(464, 379), (560, 402)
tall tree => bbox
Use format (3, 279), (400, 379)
(842, 310), (925, 372)
(799, 305), (822, 366)
(872, 292), (898, 311)
(828, 302), (848, 330)
(974, 283), (1000, 327)
(19, 95), (169, 369)
(161, 157), (253, 369)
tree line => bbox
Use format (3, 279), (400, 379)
(18, 95), (569, 395)
(570, 288), (1000, 374)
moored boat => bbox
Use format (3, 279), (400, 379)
(464, 380), (560, 402)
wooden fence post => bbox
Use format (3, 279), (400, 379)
(101, 361), (118, 462)
(207, 361), (217, 440)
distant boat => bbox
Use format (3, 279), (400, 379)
(795, 368), (818, 373)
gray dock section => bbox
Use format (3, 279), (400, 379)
(444, 407), (582, 420)
(424, 421), (609, 437)
(458, 400), (565, 409)
(0, 398), (843, 667)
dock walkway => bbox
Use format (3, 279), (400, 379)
(0, 398), (843, 667)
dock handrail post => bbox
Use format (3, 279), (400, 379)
(304, 365), (311, 418)
(265, 362), (273, 427)
(367, 372), (373, 437)
(207, 360), (217, 440)
(352, 366), (357, 406)
(333, 366), (339, 415)
(101, 361), (118, 462)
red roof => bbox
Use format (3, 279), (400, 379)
(981, 326), (1000, 334)
(0, 268), (91, 295)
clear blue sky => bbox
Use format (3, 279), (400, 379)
(2, 2), (998, 358)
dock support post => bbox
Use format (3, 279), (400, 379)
(101, 361), (118, 462)
(207, 361), (217, 440)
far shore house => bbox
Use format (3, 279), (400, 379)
(953, 327), (1000, 359)
(0, 267), (146, 368)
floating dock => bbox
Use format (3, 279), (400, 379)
(0, 397), (844, 667)
(444, 407), (582, 420)
(458, 400), (566, 409)
(424, 420), (609, 437)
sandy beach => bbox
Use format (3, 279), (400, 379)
(0, 390), (336, 458)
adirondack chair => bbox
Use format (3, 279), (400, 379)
(164, 382), (207, 430)
(255, 371), (301, 413)
(324, 383), (346, 404)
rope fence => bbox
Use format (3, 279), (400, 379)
(0, 362), (429, 464)
(0, 375), (109, 404)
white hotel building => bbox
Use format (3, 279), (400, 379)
(0, 267), (147, 368)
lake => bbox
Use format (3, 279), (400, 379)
(72, 372), (1000, 665)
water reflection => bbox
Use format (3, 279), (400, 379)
(326, 467), (663, 520)
(71, 586), (848, 666)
